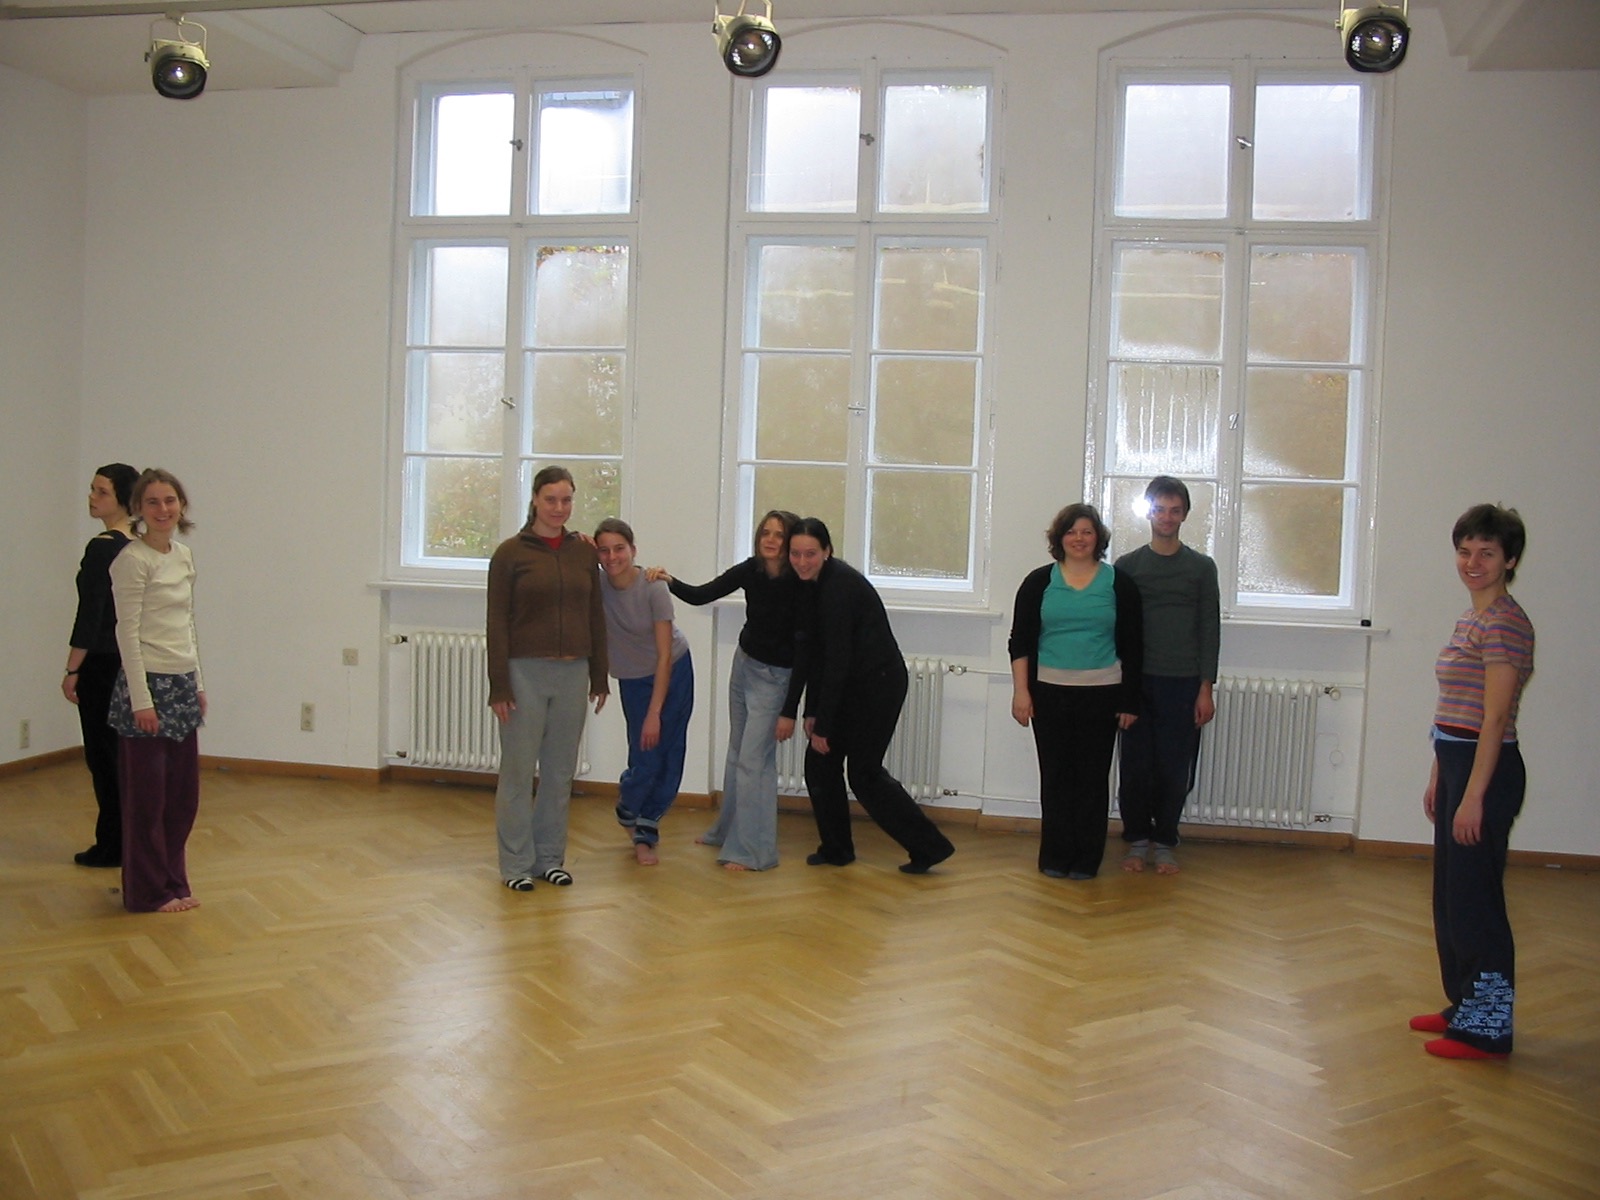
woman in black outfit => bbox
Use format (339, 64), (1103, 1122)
(788, 518), (955, 874)
(62, 462), (141, 868)
(647, 509), (803, 871)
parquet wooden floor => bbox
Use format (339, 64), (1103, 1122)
(3, 763), (1597, 1200)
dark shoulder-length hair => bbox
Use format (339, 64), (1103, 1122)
(96, 462), (141, 513)
(790, 516), (834, 553)
(1452, 503), (1526, 584)
(1045, 503), (1109, 562)
(752, 509), (800, 562)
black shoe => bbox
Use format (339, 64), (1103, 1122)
(899, 841), (955, 875)
(74, 846), (120, 868)
(806, 851), (855, 867)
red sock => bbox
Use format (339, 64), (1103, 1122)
(1409, 1012), (1449, 1033)
(1425, 1037), (1509, 1061)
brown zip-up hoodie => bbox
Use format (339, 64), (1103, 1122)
(486, 527), (609, 704)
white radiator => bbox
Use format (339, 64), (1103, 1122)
(775, 657), (946, 801)
(404, 631), (500, 770)
(1187, 675), (1319, 829)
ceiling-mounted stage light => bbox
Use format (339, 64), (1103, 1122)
(1339, 2), (1410, 74)
(713, 0), (781, 79)
(146, 15), (209, 99)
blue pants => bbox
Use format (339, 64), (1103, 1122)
(616, 652), (694, 846)
(1431, 736), (1524, 1053)
(701, 648), (789, 870)
(1118, 675), (1202, 848)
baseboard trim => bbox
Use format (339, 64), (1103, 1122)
(1356, 838), (1599, 872)
(199, 756), (384, 785)
(0, 748), (80, 778)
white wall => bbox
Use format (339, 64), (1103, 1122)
(1, 65), (86, 766)
(7, 11), (1597, 854)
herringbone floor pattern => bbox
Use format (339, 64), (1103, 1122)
(2, 763), (1596, 1199)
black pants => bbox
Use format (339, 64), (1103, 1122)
(1118, 675), (1201, 848)
(1431, 737), (1524, 1053)
(76, 652), (124, 857)
(804, 660), (953, 865)
(1031, 681), (1120, 877)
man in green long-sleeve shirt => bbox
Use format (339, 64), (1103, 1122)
(1113, 476), (1220, 875)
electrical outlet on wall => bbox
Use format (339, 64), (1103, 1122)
(19, 719), (29, 750)
(300, 703), (315, 732)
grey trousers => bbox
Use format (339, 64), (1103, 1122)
(495, 657), (590, 879)
(701, 648), (789, 870)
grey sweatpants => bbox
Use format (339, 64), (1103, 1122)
(495, 657), (590, 879)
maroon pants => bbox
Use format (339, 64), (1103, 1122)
(118, 731), (200, 912)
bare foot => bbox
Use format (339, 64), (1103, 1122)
(694, 835), (718, 846)
(156, 897), (200, 912)
(1121, 853), (1146, 873)
(722, 861), (752, 872)
(634, 842), (659, 866)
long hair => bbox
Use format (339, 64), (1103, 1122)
(752, 509), (801, 566)
(130, 467), (195, 534)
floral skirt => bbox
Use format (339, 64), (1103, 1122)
(108, 670), (204, 741)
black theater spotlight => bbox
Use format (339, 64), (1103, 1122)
(146, 15), (210, 99)
(713, 0), (781, 79)
(1339, 2), (1410, 74)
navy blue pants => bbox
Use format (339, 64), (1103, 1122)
(1431, 736), (1525, 1053)
(1117, 674), (1201, 848)
(616, 653), (694, 847)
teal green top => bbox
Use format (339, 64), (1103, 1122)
(1038, 564), (1119, 671)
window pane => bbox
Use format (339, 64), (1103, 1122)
(873, 357), (976, 467)
(1253, 84), (1365, 221)
(529, 245), (628, 348)
(421, 245), (507, 346)
(1108, 363), (1221, 476)
(880, 82), (989, 214)
(422, 92), (513, 217)
(868, 470), (972, 580)
(754, 244), (856, 350)
(1248, 249), (1357, 364)
(1111, 246), (1223, 360)
(415, 456), (500, 559)
(1238, 483), (1346, 596)
(751, 353), (850, 463)
(527, 352), (624, 455)
(750, 86), (861, 213)
(876, 245), (982, 353)
(750, 465), (846, 551)
(416, 351), (504, 453)
(1116, 83), (1230, 220)
(1105, 476), (1216, 561)
(1243, 369), (1349, 479)
(520, 458), (620, 535)
(536, 89), (633, 215)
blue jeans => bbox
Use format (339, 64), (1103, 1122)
(616, 652), (694, 846)
(701, 648), (790, 870)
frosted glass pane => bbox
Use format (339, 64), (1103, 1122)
(529, 246), (628, 349)
(418, 456), (500, 559)
(876, 246), (982, 353)
(419, 351), (504, 453)
(873, 357), (976, 467)
(868, 470), (972, 580)
(426, 93), (513, 217)
(1248, 250), (1357, 364)
(1243, 369), (1349, 479)
(1111, 246), (1223, 361)
(880, 83), (989, 214)
(424, 246), (507, 346)
(751, 465), (846, 552)
(751, 86), (861, 213)
(754, 245), (856, 350)
(751, 353), (850, 463)
(528, 352), (624, 455)
(1116, 83), (1230, 219)
(1105, 476), (1216, 561)
(536, 90), (634, 215)
(1238, 484), (1344, 596)
(521, 459), (620, 536)
(1108, 363), (1221, 476)
(1253, 84), (1365, 221)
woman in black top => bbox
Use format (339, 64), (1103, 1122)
(788, 518), (955, 874)
(648, 509), (802, 870)
(62, 462), (141, 868)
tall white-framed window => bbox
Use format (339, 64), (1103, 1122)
(727, 68), (998, 604)
(1088, 64), (1386, 617)
(392, 77), (637, 574)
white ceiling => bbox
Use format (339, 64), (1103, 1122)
(0, 0), (1595, 95)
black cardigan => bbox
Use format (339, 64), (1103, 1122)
(69, 530), (132, 657)
(794, 557), (904, 740)
(1007, 561), (1143, 715)
(668, 557), (805, 718)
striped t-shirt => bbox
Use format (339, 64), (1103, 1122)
(1433, 594), (1534, 741)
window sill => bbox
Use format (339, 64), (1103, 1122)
(1223, 616), (1388, 635)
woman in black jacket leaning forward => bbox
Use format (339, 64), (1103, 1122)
(788, 517), (955, 875)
